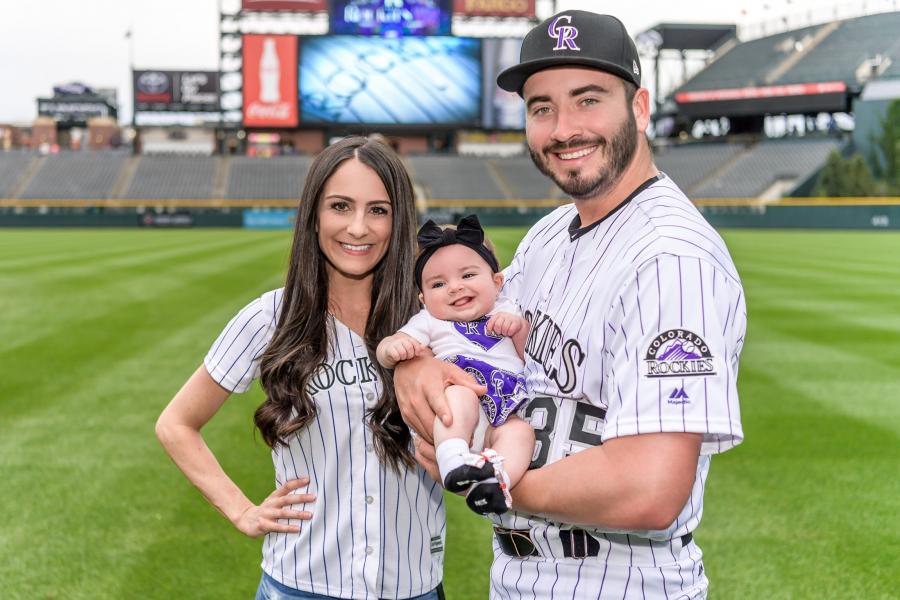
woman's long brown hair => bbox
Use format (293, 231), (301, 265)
(255, 136), (420, 470)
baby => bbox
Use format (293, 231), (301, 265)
(377, 215), (535, 515)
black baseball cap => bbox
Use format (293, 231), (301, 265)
(497, 10), (642, 95)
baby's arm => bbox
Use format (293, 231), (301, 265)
(486, 312), (530, 359)
(376, 333), (426, 369)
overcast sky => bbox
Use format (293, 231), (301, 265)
(0, 0), (889, 124)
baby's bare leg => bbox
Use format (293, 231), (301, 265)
(483, 416), (535, 490)
(433, 385), (488, 488)
(433, 385), (480, 447)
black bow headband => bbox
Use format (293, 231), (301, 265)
(414, 214), (500, 289)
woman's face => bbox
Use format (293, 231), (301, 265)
(316, 158), (393, 282)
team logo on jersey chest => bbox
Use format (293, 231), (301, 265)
(453, 317), (503, 351)
(644, 329), (716, 378)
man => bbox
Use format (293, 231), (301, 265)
(397, 10), (745, 599)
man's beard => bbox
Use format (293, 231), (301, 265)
(529, 110), (638, 200)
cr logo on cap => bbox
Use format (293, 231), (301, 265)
(548, 15), (580, 51)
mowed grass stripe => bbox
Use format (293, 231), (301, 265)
(0, 229), (114, 260)
(0, 230), (284, 331)
(0, 230), (205, 271)
(0, 234), (290, 418)
(747, 304), (900, 371)
(723, 230), (900, 278)
(742, 250), (900, 276)
(736, 327), (899, 425)
(0, 229), (285, 281)
(0, 231), (289, 355)
(750, 296), (900, 335)
(738, 264), (900, 307)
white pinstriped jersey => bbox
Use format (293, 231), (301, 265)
(493, 175), (746, 599)
(204, 289), (446, 600)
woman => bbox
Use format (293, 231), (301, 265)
(156, 137), (460, 599)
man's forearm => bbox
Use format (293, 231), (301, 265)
(511, 432), (702, 530)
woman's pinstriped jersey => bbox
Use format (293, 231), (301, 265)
(205, 288), (446, 600)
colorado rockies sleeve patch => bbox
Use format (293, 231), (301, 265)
(644, 329), (716, 378)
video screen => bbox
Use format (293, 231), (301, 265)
(330, 0), (452, 37)
(299, 36), (482, 125)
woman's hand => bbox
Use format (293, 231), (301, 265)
(413, 435), (441, 484)
(232, 477), (316, 538)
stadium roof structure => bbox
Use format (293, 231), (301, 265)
(637, 23), (737, 53)
(637, 23), (738, 114)
(670, 11), (900, 118)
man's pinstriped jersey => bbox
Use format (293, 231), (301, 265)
(493, 175), (746, 599)
(205, 288), (446, 600)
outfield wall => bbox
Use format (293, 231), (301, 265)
(696, 199), (900, 230)
(1, 198), (899, 229)
(0, 207), (242, 228)
(423, 198), (900, 230)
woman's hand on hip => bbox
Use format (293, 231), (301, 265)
(232, 477), (316, 538)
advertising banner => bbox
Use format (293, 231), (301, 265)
(133, 70), (219, 113)
(330, 0), (452, 36)
(37, 98), (116, 126)
(243, 35), (299, 127)
(453, 0), (535, 17)
(139, 213), (195, 228)
(674, 81), (849, 118)
(243, 209), (296, 229)
(242, 0), (327, 11)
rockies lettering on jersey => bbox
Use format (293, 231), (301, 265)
(495, 174), (746, 599)
(522, 308), (585, 394)
(205, 288), (445, 600)
(306, 356), (379, 394)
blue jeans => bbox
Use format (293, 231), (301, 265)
(255, 571), (442, 600)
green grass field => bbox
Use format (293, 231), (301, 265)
(1, 228), (898, 599)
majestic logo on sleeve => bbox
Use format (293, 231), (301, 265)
(548, 15), (580, 51)
(644, 329), (716, 378)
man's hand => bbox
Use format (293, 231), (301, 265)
(394, 355), (486, 444)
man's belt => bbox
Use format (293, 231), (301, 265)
(494, 526), (693, 559)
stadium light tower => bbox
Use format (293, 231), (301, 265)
(636, 29), (664, 115)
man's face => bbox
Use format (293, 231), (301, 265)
(523, 67), (638, 201)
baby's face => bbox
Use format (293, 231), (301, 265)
(419, 244), (503, 322)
